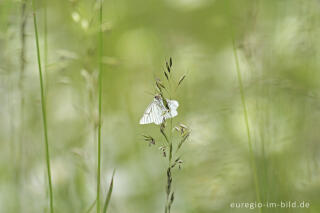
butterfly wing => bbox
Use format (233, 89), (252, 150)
(151, 102), (166, 125)
(139, 102), (153, 125)
(140, 101), (165, 125)
(164, 100), (179, 119)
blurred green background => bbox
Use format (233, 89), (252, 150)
(1, 0), (320, 212)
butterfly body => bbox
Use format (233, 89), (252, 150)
(140, 95), (179, 125)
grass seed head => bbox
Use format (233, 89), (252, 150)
(166, 61), (170, 73)
(143, 135), (155, 146)
(159, 146), (167, 157)
(164, 71), (169, 80)
(178, 75), (186, 87)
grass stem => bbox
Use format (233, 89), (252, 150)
(97, 1), (103, 212)
(17, 0), (28, 210)
(231, 37), (262, 213)
(32, 1), (54, 212)
(44, 0), (48, 96)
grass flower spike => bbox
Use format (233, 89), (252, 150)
(140, 58), (190, 213)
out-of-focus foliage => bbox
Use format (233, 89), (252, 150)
(0, 0), (320, 212)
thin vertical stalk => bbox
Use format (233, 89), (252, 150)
(17, 0), (28, 210)
(19, 1), (27, 97)
(232, 37), (262, 213)
(44, 0), (48, 95)
(43, 0), (50, 210)
(18, 0), (27, 133)
(32, 1), (54, 213)
(168, 85), (173, 165)
(165, 129), (173, 213)
(164, 63), (174, 213)
(97, 0), (103, 212)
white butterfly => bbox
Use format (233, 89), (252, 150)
(140, 95), (179, 125)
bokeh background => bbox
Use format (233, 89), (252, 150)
(1, 0), (320, 212)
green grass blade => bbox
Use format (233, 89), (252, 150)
(231, 36), (262, 213)
(44, 0), (48, 96)
(85, 200), (96, 213)
(32, 1), (54, 212)
(97, 0), (103, 212)
(103, 170), (115, 213)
